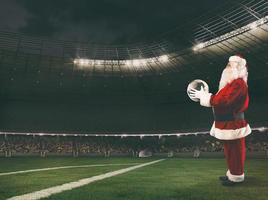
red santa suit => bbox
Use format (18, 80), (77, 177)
(199, 55), (251, 182)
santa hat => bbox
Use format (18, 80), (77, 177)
(229, 55), (247, 68)
(228, 55), (248, 82)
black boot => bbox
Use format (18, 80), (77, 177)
(221, 179), (242, 186)
(219, 176), (228, 182)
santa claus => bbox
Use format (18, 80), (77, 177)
(189, 55), (251, 186)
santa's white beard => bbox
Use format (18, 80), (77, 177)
(218, 66), (248, 90)
(218, 67), (239, 90)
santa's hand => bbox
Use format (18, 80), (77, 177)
(189, 86), (212, 107)
(189, 86), (205, 100)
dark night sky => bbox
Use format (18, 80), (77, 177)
(0, 0), (231, 44)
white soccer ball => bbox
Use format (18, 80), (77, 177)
(187, 79), (209, 102)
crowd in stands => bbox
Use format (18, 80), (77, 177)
(0, 130), (267, 157)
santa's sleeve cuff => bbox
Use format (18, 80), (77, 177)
(200, 93), (212, 107)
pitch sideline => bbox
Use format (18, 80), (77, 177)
(0, 163), (142, 176)
(7, 159), (165, 200)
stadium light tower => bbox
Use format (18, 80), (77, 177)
(158, 55), (169, 62)
(193, 43), (205, 51)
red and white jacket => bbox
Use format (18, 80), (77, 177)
(200, 78), (251, 140)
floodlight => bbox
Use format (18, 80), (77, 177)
(159, 55), (169, 62)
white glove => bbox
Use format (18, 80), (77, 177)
(189, 86), (212, 107)
(188, 86), (206, 100)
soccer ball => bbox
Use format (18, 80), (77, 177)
(187, 79), (209, 102)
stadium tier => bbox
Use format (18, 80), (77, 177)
(0, 1), (268, 199)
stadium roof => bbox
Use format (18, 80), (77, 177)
(0, 0), (267, 134)
(0, 0), (267, 100)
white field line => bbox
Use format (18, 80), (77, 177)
(7, 159), (165, 200)
(0, 163), (143, 176)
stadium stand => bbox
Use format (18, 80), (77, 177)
(1, 130), (267, 157)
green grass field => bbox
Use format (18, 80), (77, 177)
(0, 157), (268, 200)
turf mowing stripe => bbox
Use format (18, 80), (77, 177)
(0, 163), (142, 176)
(7, 159), (165, 200)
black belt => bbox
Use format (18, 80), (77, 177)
(213, 112), (245, 122)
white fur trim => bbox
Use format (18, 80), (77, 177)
(226, 170), (244, 182)
(229, 55), (241, 62)
(199, 93), (212, 107)
(210, 123), (251, 140)
(229, 56), (247, 66)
